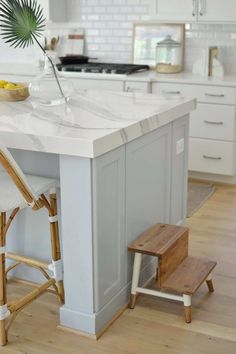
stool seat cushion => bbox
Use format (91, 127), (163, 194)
(161, 256), (217, 295)
(0, 171), (58, 212)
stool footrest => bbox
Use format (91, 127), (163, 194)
(9, 279), (55, 314)
(136, 287), (183, 302)
(161, 256), (217, 295)
(6, 252), (49, 270)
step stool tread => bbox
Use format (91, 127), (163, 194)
(161, 256), (217, 295)
(128, 223), (189, 257)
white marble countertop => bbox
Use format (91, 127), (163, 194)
(0, 90), (196, 158)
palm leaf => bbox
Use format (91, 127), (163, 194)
(0, 0), (45, 48)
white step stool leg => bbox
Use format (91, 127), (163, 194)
(130, 252), (142, 309)
(183, 294), (192, 323)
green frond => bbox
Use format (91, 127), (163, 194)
(0, 0), (45, 48)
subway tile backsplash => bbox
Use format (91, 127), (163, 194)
(1, 0), (236, 75)
(77, 0), (236, 74)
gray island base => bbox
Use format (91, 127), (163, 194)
(0, 90), (196, 336)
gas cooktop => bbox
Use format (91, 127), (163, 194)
(57, 63), (150, 75)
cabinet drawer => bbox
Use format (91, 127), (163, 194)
(152, 82), (236, 105)
(189, 138), (235, 175)
(71, 79), (124, 91)
(190, 104), (235, 141)
(125, 81), (151, 93)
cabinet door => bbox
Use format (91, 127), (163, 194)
(93, 146), (126, 310)
(125, 81), (151, 93)
(189, 138), (235, 175)
(126, 125), (171, 280)
(72, 79), (124, 91)
(170, 116), (189, 226)
(38, 0), (67, 22)
(199, 0), (236, 22)
(37, 0), (50, 20)
(150, 0), (197, 21)
(190, 104), (235, 141)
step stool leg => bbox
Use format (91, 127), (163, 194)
(206, 275), (214, 293)
(183, 294), (192, 323)
(130, 253), (142, 309)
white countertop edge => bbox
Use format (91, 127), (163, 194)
(92, 98), (196, 158)
(0, 98), (196, 159)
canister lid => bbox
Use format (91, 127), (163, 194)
(157, 35), (180, 48)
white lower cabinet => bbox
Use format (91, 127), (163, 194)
(72, 79), (150, 93)
(125, 81), (151, 93)
(72, 79), (124, 91)
(152, 82), (236, 105)
(189, 138), (235, 176)
(152, 81), (236, 177)
(190, 104), (235, 141)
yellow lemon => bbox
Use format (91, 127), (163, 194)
(0, 80), (8, 88)
(4, 83), (18, 90)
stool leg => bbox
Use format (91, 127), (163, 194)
(49, 190), (64, 304)
(0, 213), (7, 346)
(130, 253), (142, 309)
(183, 294), (192, 323)
(206, 275), (214, 293)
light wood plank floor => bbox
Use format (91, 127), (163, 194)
(2, 184), (236, 354)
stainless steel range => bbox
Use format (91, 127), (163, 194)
(57, 63), (150, 75)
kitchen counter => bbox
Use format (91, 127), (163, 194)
(1, 61), (236, 86)
(0, 91), (195, 336)
(0, 90), (195, 157)
(63, 70), (236, 87)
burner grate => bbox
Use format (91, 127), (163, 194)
(57, 63), (150, 75)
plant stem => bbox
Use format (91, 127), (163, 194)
(32, 34), (66, 100)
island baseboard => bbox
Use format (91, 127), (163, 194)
(59, 258), (156, 337)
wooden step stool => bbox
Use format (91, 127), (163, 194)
(128, 223), (217, 323)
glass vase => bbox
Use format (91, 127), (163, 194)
(29, 55), (74, 106)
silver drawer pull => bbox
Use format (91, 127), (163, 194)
(126, 87), (143, 93)
(162, 90), (181, 95)
(205, 93), (225, 98)
(204, 120), (224, 125)
(203, 155), (222, 160)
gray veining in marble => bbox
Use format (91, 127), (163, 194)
(0, 90), (196, 158)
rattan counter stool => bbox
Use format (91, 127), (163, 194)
(0, 143), (64, 346)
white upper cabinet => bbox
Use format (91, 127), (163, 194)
(150, 0), (197, 22)
(198, 0), (236, 22)
(150, 0), (236, 23)
(38, 0), (67, 22)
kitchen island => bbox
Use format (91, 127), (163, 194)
(0, 90), (196, 336)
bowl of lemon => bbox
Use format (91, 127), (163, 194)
(0, 80), (29, 102)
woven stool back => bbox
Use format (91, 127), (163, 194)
(0, 143), (39, 208)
